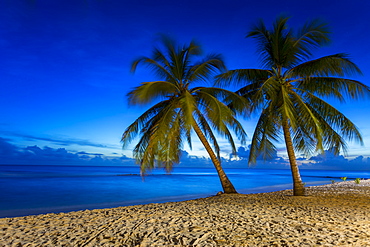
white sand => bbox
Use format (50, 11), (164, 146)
(0, 179), (369, 246)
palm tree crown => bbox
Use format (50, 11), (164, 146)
(122, 36), (247, 193)
(216, 16), (370, 195)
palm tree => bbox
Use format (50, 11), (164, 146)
(216, 16), (370, 196)
(122, 36), (247, 194)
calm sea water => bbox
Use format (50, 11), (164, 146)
(0, 165), (369, 218)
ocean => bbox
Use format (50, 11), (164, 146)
(0, 165), (369, 218)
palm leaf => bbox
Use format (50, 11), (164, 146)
(131, 57), (176, 82)
(215, 69), (270, 87)
(127, 81), (179, 105)
(296, 77), (370, 101)
(121, 100), (170, 148)
(291, 53), (362, 77)
(293, 18), (330, 64)
(189, 55), (226, 83)
(248, 108), (280, 164)
(305, 92), (363, 144)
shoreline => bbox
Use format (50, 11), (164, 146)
(1, 180), (369, 246)
(0, 180), (339, 219)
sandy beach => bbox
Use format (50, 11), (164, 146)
(0, 180), (369, 246)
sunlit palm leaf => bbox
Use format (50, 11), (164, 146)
(127, 81), (178, 105)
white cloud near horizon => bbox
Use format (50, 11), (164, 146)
(0, 137), (368, 171)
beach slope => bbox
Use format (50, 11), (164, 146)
(1, 180), (369, 246)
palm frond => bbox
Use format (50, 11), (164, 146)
(131, 57), (176, 82)
(178, 91), (197, 130)
(195, 90), (233, 133)
(121, 100), (170, 148)
(291, 53), (363, 77)
(248, 108), (280, 164)
(246, 18), (273, 68)
(132, 102), (183, 173)
(194, 87), (249, 114)
(305, 93), (363, 145)
(127, 81), (178, 105)
(196, 90), (248, 149)
(194, 109), (221, 159)
(215, 69), (270, 87)
(291, 125), (319, 157)
(152, 47), (171, 69)
(293, 18), (330, 63)
(270, 15), (295, 67)
(228, 117), (248, 146)
(295, 77), (370, 101)
(184, 124), (192, 150)
(189, 54), (226, 83)
(289, 89), (324, 154)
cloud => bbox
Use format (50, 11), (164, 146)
(1, 137), (368, 171)
(234, 145), (279, 161)
(175, 150), (213, 167)
(223, 145), (370, 170)
(0, 137), (134, 166)
(0, 137), (21, 158)
(0, 131), (117, 149)
(76, 151), (104, 156)
(175, 147), (289, 169)
(306, 149), (369, 170)
(305, 150), (369, 170)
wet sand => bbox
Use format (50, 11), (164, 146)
(0, 180), (369, 246)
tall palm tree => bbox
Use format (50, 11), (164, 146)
(216, 16), (370, 196)
(122, 36), (247, 194)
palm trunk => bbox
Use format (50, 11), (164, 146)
(282, 118), (305, 196)
(192, 122), (237, 194)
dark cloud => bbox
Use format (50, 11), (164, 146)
(175, 150), (213, 168)
(224, 145), (370, 170)
(306, 150), (369, 170)
(0, 137), (18, 154)
(176, 148), (288, 169)
(76, 151), (104, 156)
(119, 155), (132, 160)
(0, 137), (133, 166)
(234, 145), (278, 161)
(0, 137), (21, 159)
(1, 137), (368, 170)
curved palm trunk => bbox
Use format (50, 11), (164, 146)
(282, 118), (305, 196)
(192, 122), (237, 194)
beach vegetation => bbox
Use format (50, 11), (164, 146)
(122, 36), (247, 193)
(340, 177), (347, 181)
(354, 178), (361, 184)
(216, 16), (370, 196)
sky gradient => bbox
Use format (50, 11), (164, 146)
(1, 0), (370, 169)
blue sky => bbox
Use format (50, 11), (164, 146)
(1, 0), (370, 169)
